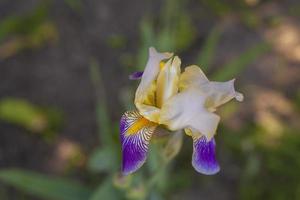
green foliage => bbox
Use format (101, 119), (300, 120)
(0, 169), (92, 200)
(241, 11), (260, 28)
(64, 0), (83, 13)
(0, 5), (49, 42)
(202, 0), (232, 16)
(90, 179), (122, 200)
(0, 98), (44, 132)
(195, 27), (269, 81)
(196, 26), (222, 72)
(2, 0), (298, 200)
(106, 34), (127, 49)
(289, 5), (300, 17)
(89, 60), (114, 145)
(0, 98), (63, 137)
(295, 89), (300, 112)
(137, 18), (156, 69)
(173, 14), (196, 50)
(212, 42), (270, 81)
(240, 131), (300, 200)
(137, 0), (196, 67)
(157, 0), (196, 52)
(88, 146), (119, 173)
(0, 4), (58, 59)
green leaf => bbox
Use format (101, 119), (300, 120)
(156, 28), (175, 51)
(0, 4), (49, 42)
(106, 34), (127, 49)
(196, 26), (222, 72)
(0, 169), (92, 200)
(89, 179), (122, 200)
(89, 60), (113, 145)
(173, 13), (196, 51)
(0, 98), (62, 136)
(87, 147), (118, 173)
(64, 0), (83, 13)
(157, 0), (195, 52)
(137, 18), (156, 69)
(202, 0), (232, 16)
(0, 98), (45, 132)
(147, 144), (162, 173)
(149, 191), (164, 200)
(212, 42), (271, 81)
(162, 131), (183, 162)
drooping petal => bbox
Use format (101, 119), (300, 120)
(120, 110), (157, 175)
(162, 130), (183, 162)
(129, 71), (143, 80)
(156, 56), (181, 108)
(179, 65), (243, 111)
(134, 47), (173, 122)
(192, 136), (220, 175)
(160, 88), (220, 140)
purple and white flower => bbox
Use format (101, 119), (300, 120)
(120, 47), (243, 175)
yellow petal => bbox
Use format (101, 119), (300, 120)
(156, 56), (181, 108)
(179, 65), (208, 91)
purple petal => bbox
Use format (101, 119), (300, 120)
(120, 110), (156, 175)
(129, 71), (143, 80)
(192, 136), (220, 175)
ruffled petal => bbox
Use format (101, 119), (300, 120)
(120, 110), (157, 175)
(159, 88), (220, 140)
(135, 47), (173, 122)
(156, 56), (181, 108)
(179, 65), (243, 111)
(129, 71), (143, 80)
(192, 136), (220, 175)
(199, 79), (244, 111)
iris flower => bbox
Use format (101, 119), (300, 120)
(120, 47), (243, 175)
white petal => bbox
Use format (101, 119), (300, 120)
(179, 65), (243, 110)
(135, 47), (172, 101)
(156, 56), (181, 108)
(199, 79), (244, 110)
(134, 47), (173, 122)
(159, 89), (220, 140)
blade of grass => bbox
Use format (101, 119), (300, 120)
(87, 146), (118, 173)
(89, 178), (121, 200)
(89, 59), (113, 145)
(0, 169), (91, 200)
(137, 18), (156, 69)
(64, 0), (83, 13)
(0, 4), (49, 42)
(196, 26), (222, 72)
(212, 42), (271, 81)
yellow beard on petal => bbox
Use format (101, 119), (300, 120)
(159, 61), (165, 70)
(184, 128), (203, 140)
(126, 117), (154, 135)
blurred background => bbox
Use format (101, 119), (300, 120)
(0, 0), (300, 199)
